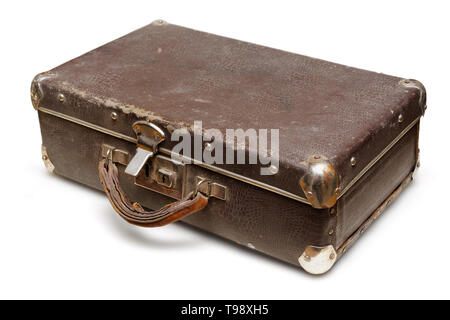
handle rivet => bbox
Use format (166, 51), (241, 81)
(57, 93), (65, 102)
(111, 112), (118, 120)
(398, 114), (404, 123)
(350, 157), (356, 167)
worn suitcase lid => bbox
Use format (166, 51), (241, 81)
(31, 21), (426, 208)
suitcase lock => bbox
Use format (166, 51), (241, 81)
(124, 121), (166, 177)
(98, 121), (211, 228)
(106, 121), (227, 201)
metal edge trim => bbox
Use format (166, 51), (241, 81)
(337, 172), (413, 256)
(38, 107), (137, 143)
(161, 149), (310, 204)
(37, 106), (420, 206)
(337, 117), (420, 199)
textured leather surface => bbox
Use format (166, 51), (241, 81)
(37, 111), (419, 267)
(336, 124), (418, 248)
(34, 22), (425, 269)
(34, 22), (425, 199)
(39, 112), (333, 266)
(98, 158), (208, 227)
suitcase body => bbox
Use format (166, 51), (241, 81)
(31, 21), (426, 274)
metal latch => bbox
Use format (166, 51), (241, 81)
(125, 121), (165, 177)
(116, 121), (227, 201)
(124, 121), (187, 200)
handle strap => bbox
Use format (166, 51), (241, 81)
(98, 158), (208, 227)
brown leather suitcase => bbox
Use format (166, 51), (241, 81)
(31, 20), (426, 275)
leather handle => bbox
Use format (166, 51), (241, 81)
(98, 158), (208, 227)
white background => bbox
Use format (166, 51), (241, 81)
(0, 0), (449, 299)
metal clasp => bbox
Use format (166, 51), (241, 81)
(125, 121), (165, 177)
(123, 121), (187, 200)
(102, 144), (130, 165)
(195, 177), (228, 200)
(115, 121), (227, 202)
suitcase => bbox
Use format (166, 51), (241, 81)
(31, 20), (426, 275)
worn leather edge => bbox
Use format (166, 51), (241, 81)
(35, 106), (422, 208)
(30, 72), (55, 110)
(337, 117), (420, 199)
(336, 172), (413, 257)
(399, 79), (427, 116)
(29, 22), (427, 206)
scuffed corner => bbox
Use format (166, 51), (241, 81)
(299, 155), (340, 209)
(399, 79), (427, 116)
(298, 245), (337, 275)
(41, 145), (55, 173)
(31, 71), (55, 110)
